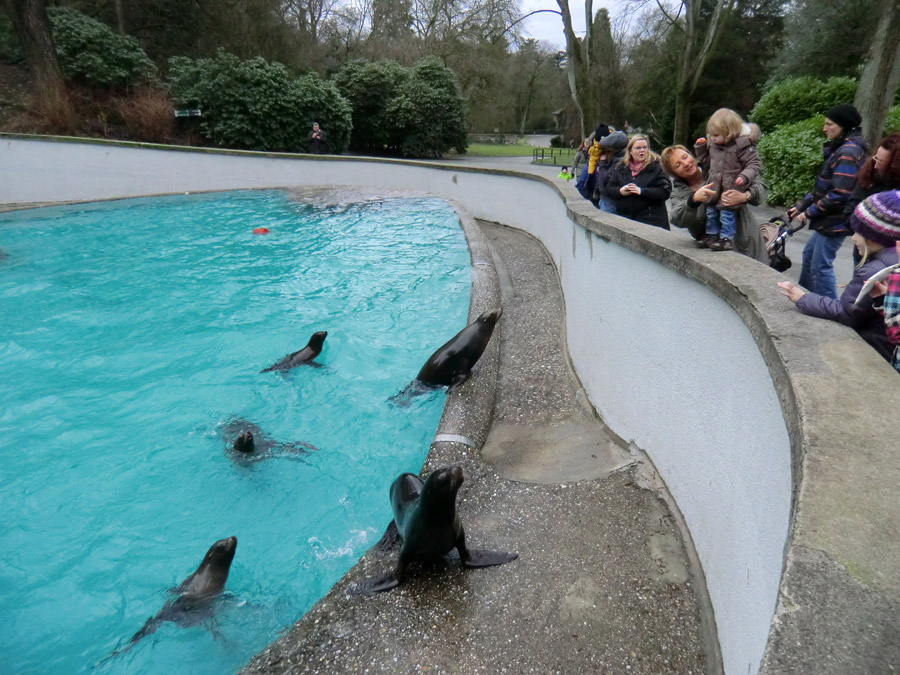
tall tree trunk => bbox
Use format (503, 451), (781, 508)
(113, 0), (124, 33)
(3, 0), (66, 104)
(672, 0), (735, 145)
(556, 0), (592, 140)
(854, 0), (900, 148)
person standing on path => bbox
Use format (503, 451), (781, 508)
(787, 104), (867, 299)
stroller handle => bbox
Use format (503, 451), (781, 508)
(766, 214), (805, 252)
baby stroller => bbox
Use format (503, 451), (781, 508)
(761, 213), (804, 272)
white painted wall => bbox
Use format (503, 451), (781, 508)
(0, 137), (793, 675)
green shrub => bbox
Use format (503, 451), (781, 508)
(167, 51), (352, 153)
(883, 105), (900, 136)
(385, 57), (467, 158)
(750, 76), (858, 133)
(758, 116), (825, 206)
(0, 12), (24, 64)
(48, 7), (157, 89)
(333, 59), (409, 154)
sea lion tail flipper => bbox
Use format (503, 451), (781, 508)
(205, 618), (227, 643)
(460, 548), (518, 568)
(127, 615), (161, 647)
(388, 382), (417, 407)
(353, 571), (401, 594)
(100, 615), (159, 663)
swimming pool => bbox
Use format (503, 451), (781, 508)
(0, 190), (471, 673)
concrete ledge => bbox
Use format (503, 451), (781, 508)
(3, 135), (899, 674)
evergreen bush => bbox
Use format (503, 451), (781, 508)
(384, 57), (467, 158)
(48, 7), (157, 89)
(167, 51), (351, 153)
(884, 105), (900, 136)
(333, 59), (408, 154)
(750, 76), (858, 133)
(0, 12), (24, 64)
(757, 116), (824, 206)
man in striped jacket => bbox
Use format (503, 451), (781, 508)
(788, 104), (868, 299)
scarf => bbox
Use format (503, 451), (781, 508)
(629, 158), (645, 177)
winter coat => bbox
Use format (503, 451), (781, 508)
(603, 159), (672, 230)
(669, 176), (769, 263)
(881, 269), (900, 373)
(694, 123), (762, 204)
(592, 150), (626, 202)
(795, 246), (899, 361)
(572, 149), (588, 174)
(794, 128), (868, 237)
(587, 139), (604, 174)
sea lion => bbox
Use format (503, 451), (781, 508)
(359, 465), (517, 593)
(389, 308), (502, 406)
(261, 331), (327, 372)
(222, 419), (318, 461)
(416, 308), (502, 387)
(109, 537), (237, 658)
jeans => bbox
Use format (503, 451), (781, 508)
(705, 207), (736, 239)
(597, 198), (616, 214)
(798, 231), (846, 299)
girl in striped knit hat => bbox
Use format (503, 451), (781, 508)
(778, 190), (900, 363)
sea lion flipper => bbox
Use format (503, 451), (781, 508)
(461, 549), (518, 567)
(358, 572), (401, 593)
(457, 531), (517, 568)
(448, 369), (470, 389)
(375, 520), (400, 550)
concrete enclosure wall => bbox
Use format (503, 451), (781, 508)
(3, 136), (898, 675)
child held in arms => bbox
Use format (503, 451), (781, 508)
(558, 166), (574, 181)
(695, 108), (762, 251)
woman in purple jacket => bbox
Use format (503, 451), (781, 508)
(777, 190), (900, 362)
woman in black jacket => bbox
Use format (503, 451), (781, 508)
(604, 134), (672, 229)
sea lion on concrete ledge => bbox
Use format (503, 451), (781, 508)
(260, 331), (327, 372)
(417, 309), (502, 387)
(358, 465), (517, 593)
(106, 537), (237, 660)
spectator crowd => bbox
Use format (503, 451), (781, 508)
(566, 106), (900, 374)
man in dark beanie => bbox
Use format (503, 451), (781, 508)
(788, 104), (867, 299)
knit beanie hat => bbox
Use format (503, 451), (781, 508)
(825, 104), (862, 131)
(594, 124), (611, 140)
(851, 190), (900, 247)
(599, 130), (628, 151)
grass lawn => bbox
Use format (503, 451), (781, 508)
(463, 142), (538, 157)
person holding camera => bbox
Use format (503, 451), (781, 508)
(307, 122), (328, 154)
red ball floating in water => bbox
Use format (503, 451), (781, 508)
(253, 227), (270, 235)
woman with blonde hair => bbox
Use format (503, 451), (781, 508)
(603, 134), (672, 229)
(661, 144), (768, 262)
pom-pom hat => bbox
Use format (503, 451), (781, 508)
(851, 190), (900, 247)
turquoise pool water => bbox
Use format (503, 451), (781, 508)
(0, 191), (471, 673)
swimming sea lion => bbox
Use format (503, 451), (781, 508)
(359, 465), (517, 592)
(110, 537), (237, 658)
(416, 309), (502, 387)
(222, 419), (318, 461)
(260, 331), (327, 373)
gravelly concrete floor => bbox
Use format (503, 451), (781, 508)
(243, 220), (712, 674)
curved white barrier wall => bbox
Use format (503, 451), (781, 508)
(0, 138), (793, 675)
